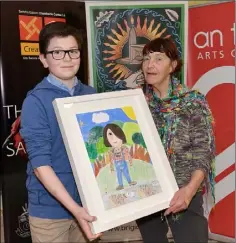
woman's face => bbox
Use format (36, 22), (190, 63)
(106, 129), (123, 148)
(142, 52), (176, 86)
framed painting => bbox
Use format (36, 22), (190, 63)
(85, 1), (188, 92)
(53, 89), (178, 234)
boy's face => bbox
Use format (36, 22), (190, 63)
(40, 35), (80, 83)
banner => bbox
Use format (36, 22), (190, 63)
(1, 2), (87, 242)
(188, 1), (235, 242)
(86, 1), (188, 92)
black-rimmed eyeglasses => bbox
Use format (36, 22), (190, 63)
(45, 49), (80, 60)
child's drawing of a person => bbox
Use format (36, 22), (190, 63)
(103, 124), (137, 190)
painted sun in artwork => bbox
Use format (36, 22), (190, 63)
(103, 15), (171, 84)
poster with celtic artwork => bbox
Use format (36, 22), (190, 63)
(85, 1), (188, 92)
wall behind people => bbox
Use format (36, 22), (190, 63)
(1, 2), (87, 243)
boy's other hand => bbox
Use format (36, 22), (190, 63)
(74, 207), (102, 241)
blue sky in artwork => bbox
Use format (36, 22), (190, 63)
(76, 108), (137, 142)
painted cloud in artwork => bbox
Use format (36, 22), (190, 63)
(92, 112), (110, 124)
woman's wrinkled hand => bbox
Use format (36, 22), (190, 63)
(164, 185), (195, 216)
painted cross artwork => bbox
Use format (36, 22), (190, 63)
(86, 2), (187, 92)
(76, 106), (162, 210)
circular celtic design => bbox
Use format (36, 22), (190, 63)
(95, 8), (182, 91)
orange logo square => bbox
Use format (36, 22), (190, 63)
(44, 17), (66, 26)
(19, 15), (42, 41)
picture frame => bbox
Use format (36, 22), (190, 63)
(53, 89), (178, 234)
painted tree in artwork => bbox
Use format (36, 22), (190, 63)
(132, 132), (147, 148)
(88, 126), (103, 144)
(131, 132), (150, 163)
(87, 126), (104, 163)
(122, 122), (141, 145)
(88, 127), (109, 176)
(85, 142), (97, 162)
(96, 137), (109, 154)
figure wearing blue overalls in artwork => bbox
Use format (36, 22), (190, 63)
(103, 123), (137, 190)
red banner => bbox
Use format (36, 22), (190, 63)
(188, 2), (235, 241)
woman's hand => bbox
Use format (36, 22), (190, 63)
(74, 207), (102, 241)
(164, 185), (195, 216)
(164, 169), (205, 216)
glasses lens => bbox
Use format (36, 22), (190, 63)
(69, 49), (80, 59)
(52, 50), (65, 60)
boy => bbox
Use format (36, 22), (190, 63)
(20, 22), (100, 242)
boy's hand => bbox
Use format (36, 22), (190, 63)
(74, 207), (102, 241)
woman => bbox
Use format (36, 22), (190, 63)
(136, 38), (215, 243)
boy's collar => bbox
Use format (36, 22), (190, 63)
(47, 73), (79, 89)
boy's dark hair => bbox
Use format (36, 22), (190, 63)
(103, 124), (126, 147)
(39, 22), (82, 54)
(142, 37), (183, 75)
